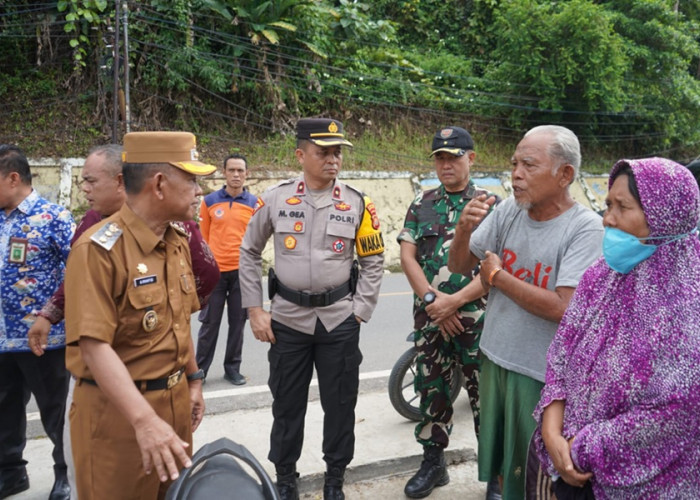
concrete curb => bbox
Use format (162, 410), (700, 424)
(299, 447), (478, 494)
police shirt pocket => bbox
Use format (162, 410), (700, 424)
(276, 219), (305, 255)
(326, 222), (355, 259)
(126, 285), (165, 335)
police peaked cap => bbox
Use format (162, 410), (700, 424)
(296, 118), (353, 147)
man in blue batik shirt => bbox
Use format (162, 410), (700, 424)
(0, 145), (75, 500)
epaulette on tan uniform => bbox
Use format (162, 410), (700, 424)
(90, 222), (123, 251)
(170, 221), (189, 237)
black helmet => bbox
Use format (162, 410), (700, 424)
(166, 438), (279, 500)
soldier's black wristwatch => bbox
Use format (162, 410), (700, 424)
(423, 291), (436, 305)
(187, 369), (205, 382)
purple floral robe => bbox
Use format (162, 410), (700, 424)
(534, 157), (700, 499)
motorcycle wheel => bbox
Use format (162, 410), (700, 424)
(387, 346), (464, 422)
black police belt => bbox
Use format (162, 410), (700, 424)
(274, 278), (353, 308)
(81, 367), (185, 391)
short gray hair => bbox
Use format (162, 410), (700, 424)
(524, 125), (580, 179)
(87, 144), (123, 177)
(122, 162), (168, 195)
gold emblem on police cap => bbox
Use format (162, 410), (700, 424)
(328, 121), (338, 133)
(137, 263), (148, 274)
(142, 310), (158, 332)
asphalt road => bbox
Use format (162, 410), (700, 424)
(201, 273), (414, 384)
(27, 272), (415, 426)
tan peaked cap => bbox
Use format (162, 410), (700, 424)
(121, 131), (216, 176)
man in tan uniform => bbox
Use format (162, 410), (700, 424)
(64, 132), (215, 500)
(240, 118), (384, 500)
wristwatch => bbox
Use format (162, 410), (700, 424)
(186, 369), (205, 382)
(423, 291), (436, 305)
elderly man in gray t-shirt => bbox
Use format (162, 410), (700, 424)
(449, 125), (603, 500)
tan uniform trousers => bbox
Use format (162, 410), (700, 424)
(70, 377), (192, 500)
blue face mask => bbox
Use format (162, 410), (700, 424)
(603, 227), (696, 274)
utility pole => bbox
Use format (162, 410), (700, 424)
(111, 0), (120, 143)
(122, 0), (131, 133)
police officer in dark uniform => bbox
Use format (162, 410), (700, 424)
(239, 118), (384, 500)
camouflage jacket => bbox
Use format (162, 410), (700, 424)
(397, 181), (495, 332)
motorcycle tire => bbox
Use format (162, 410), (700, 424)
(387, 346), (464, 422)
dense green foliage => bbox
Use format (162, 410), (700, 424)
(1, 0), (699, 168)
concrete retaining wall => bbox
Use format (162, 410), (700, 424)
(28, 160), (609, 270)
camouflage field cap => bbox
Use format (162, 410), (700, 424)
(296, 118), (353, 147)
(430, 126), (474, 157)
(121, 131), (217, 176)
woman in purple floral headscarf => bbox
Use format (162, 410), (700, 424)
(533, 157), (700, 499)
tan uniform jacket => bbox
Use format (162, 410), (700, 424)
(65, 203), (199, 380)
(240, 178), (384, 334)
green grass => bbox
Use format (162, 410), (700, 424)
(218, 123), (618, 175)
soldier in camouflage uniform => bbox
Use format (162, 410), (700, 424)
(397, 126), (497, 498)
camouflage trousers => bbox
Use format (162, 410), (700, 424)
(414, 325), (481, 448)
